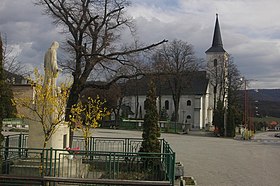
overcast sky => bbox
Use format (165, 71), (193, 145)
(1, 0), (280, 89)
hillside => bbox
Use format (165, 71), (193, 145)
(245, 89), (280, 118)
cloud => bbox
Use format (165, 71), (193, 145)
(127, 0), (280, 89)
(0, 0), (62, 71)
(1, 0), (280, 89)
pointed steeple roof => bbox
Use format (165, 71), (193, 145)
(206, 14), (226, 53)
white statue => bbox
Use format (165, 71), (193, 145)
(43, 41), (61, 93)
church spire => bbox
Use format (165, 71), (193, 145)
(212, 14), (223, 48)
(206, 14), (226, 53)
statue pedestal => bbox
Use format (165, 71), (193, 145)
(27, 120), (69, 149)
(47, 123), (69, 149)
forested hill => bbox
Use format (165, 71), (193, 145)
(245, 89), (280, 118)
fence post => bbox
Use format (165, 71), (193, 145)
(171, 152), (176, 186)
(49, 148), (53, 176)
(125, 138), (128, 153)
(40, 151), (44, 177)
(4, 136), (9, 160)
(109, 153), (112, 179)
(89, 137), (93, 160)
(18, 133), (22, 157)
(93, 137), (96, 151)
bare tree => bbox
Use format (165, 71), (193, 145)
(211, 55), (243, 136)
(207, 54), (229, 109)
(226, 56), (243, 136)
(151, 39), (202, 122)
(1, 34), (30, 78)
(0, 33), (17, 151)
(36, 0), (166, 124)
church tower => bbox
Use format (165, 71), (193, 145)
(206, 14), (229, 111)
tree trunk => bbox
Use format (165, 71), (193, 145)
(135, 94), (139, 119)
(174, 97), (180, 122)
(114, 97), (123, 126)
(43, 138), (48, 149)
(65, 82), (82, 147)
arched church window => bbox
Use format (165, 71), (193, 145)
(187, 115), (191, 119)
(187, 100), (191, 106)
(165, 100), (169, 110)
(214, 59), (217, 67)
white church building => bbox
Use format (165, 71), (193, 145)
(121, 14), (229, 130)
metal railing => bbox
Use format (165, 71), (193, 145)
(119, 120), (185, 133)
(101, 120), (186, 133)
(73, 136), (156, 152)
(3, 133), (28, 149)
(1, 137), (175, 185)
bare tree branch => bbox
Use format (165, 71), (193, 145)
(35, 0), (167, 141)
(85, 72), (145, 89)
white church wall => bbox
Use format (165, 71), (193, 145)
(160, 96), (174, 120)
(193, 96), (202, 129)
(199, 96), (204, 128)
(179, 95), (195, 125)
(121, 92), (212, 130)
(205, 83), (213, 128)
(138, 96), (146, 118)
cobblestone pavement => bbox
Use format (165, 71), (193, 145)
(86, 129), (280, 186)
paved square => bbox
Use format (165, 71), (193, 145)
(83, 129), (280, 186)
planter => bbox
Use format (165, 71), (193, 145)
(176, 176), (197, 186)
(183, 176), (197, 185)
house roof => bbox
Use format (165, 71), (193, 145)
(206, 14), (226, 53)
(270, 121), (278, 125)
(123, 71), (209, 96)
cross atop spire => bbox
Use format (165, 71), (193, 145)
(206, 14), (226, 53)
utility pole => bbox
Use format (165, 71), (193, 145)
(244, 79), (247, 129)
(241, 77), (257, 133)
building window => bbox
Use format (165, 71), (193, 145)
(187, 100), (191, 106)
(165, 100), (169, 110)
(214, 59), (217, 67)
(187, 115), (191, 119)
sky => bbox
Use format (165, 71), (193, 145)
(1, 0), (280, 89)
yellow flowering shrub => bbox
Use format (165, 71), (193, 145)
(13, 69), (70, 148)
(70, 96), (109, 151)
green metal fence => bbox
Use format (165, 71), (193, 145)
(118, 120), (185, 133)
(73, 136), (157, 152)
(3, 133), (28, 149)
(1, 137), (175, 185)
(101, 120), (186, 133)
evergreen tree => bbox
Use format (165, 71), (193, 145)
(159, 107), (169, 121)
(213, 100), (224, 136)
(140, 79), (160, 153)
